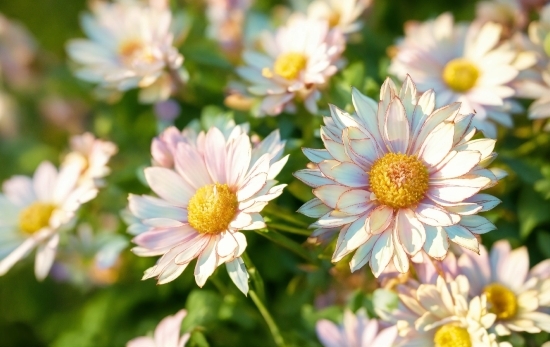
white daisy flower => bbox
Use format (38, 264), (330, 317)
(127, 126), (288, 294)
(295, 76), (502, 277)
(0, 162), (98, 280)
(66, 0), (184, 103)
(205, 0), (251, 57)
(316, 309), (398, 347)
(458, 240), (550, 335)
(307, 0), (371, 34)
(389, 13), (525, 138)
(127, 309), (190, 347)
(237, 14), (345, 116)
(476, 0), (527, 35)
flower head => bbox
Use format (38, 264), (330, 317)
(295, 76), (502, 277)
(389, 13), (526, 138)
(307, 0), (371, 34)
(128, 125), (288, 294)
(127, 309), (190, 347)
(66, 0), (184, 103)
(476, 0), (527, 34)
(237, 14), (345, 116)
(205, 0), (251, 58)
(0, 13), (36, 89)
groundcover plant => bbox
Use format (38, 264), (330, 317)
(3, 0), (550, 346)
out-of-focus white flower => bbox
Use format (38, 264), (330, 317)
(394, 275), (510, 347)
(0, 91), (18, 138)
(237, 14), (345, 116)
(390, 13), (530, 138)
(307, 0), (370, 34)
(0, 162), (98, 280)
(127, 309), (190, 347)
(316, 309), (398, 347)
(295, 77), (502, 278)
(476, 0), (527, 34)
(205, 0), (251, 58)
(39, 96), (89, 134)
(457, 240), (550, 335)
(0, 13), (36, 89)
(62, 132), (118, 187)
(66, 0), (185, 103)
(127, 125), (288, 294)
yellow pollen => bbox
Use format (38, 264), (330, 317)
(272, 52), (308, 80)
(369, 153), (429, 209)
(119, 39), (155, 63)
(187, 183), (238, 234)
(442, 58), (480, 93)
(18, 202), (56, 234)
(433, 325), (472, 347)
(483, 283), (518, 320)
(327, 12), (341, 27)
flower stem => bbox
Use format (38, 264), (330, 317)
(263, 205), (309, 227)
(254, 228), (315, 262)
(249, 289), (286, 347)
(266, 222), (310, 236)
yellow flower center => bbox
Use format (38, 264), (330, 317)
(327, 12), (341, 27)
(369, 153), (429, 209)
(272, 52), (308, 80)
(442, 58), (480, 93)
(433, 325), (472, 347)
(18, 202), (56, 234)
(187, 183), (238, 234)
(483, 283), (518, 320)
(119, 39), (154, 63)
(543, 33), (550, 58)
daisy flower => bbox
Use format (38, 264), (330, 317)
(389, 13), (526, 138)
(457, 240), (550, 335)
(127, 309), (190, 347)
(0, 162), (98, 280)
(237, 14), (345, 116)
(205, 0), (251, 58)
(394, 275), (510, 347)
(295, 76), (502, 277)
(0, 13), (36, 89)
(476, 0), (527, 35)
(127, 126), (288, 294)
(66, 0), (184, 103)
(316, 309), (398, 347)
(307, 0), (371, 34)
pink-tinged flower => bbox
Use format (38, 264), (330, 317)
(237, 14), (345, 116)
(0, 162), (98, 280)
(389, 13), (528, 138)
(66, 0), (185, 103)
(205, 0), (251, 58)
(307, 0), (371, 34)
(0, 13), (36, 89)
(127, 309), (190, 347)
(62, 132), (118, 187)
(295, 76), (502, 278)
(127, 126), (288, 294)
(394, 275), (510, 347)
(476, 0), (527, 34)
(316, 309), (398, 347)
(457, 240), (550, 335)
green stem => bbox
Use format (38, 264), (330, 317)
(254, 228), (314, 262)
(263, 205), (309, 227)
(242, 252), (266, 302)
(267, 222), (310, 236)
(249, 289), (286, 347)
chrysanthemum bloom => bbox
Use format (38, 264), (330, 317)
(127, 309), (190, 347)
(389, 13), (527, 138)
(458, 240), (550, 335)
(316, 309), (398, 347)
(0, 162), (98, 280)
(295, 76), (502, 277)
(237, 14), (345, 116)
(66, 0), (184, 103)
(205, 0), (250, 58)
(128, 127), (288, 294)
(62, 132), (118, 187)
(307, 0), (371, 34)
(394, 275), (510, 347)
(476, 0), (527, 35)
(0, 13), (36, 89)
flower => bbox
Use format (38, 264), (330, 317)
(394, 275), (510, 347)
(127, 126), (288, 294)
(62, 132), (118, 187)
(457, 240), (550, 335)
(389, 13), (527, 138)
(127, 309), (190, 347)
(237, 14), (345, 116)
(66, 0), (184, 103)
(205, 0), (251, 58)
(307, 0), (370, 34)
(475, 0), (527, 35)
(295, 76), (502, 277)
(0, 13), (36, 89)
(0, 162), (98, 280)
(316, 309), (398, 347)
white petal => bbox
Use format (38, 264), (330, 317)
(226, 258), (249, 295)
(297, 198), (331, 218)
(445, 225), (479, 253)
(318, 161), (369, 188)
(194, 237), (218, 287)
(349, 234), (380, 272)
(217, 232), (239, 258)
(384, 97), (410, 153)
(34, 233), (59, 281)
(293, 169), (333, 188)
(423, 225), (449, 259)
(418, 123), (455, 167)
(144, 167), (194, 207)
(431, 150), (481, 179)
(333, 215), (369, 261)
(368, 205), (394, 234)
(370, 230), (394, 277)
(415, 203), (460, 226)
(313, 185), (351, 209)
(396, 209), (425, 255)
(459, 215), (496, 234)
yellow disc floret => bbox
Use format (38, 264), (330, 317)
(483, 283), (518, 320)
(187, 183), (238, 234)
(18, 202), (56, 234)
(442, 58), (480, 93)
(369, 153), (429, 209)
(433, 324), (472, 347)
(273, 53), (308, 80)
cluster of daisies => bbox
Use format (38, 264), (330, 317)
(2, 0), (550, 345)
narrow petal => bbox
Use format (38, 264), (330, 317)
(226, 258), (249, 295)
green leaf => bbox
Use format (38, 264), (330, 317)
(182, 290), (223, 331)
(517, 187), (550, 239)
